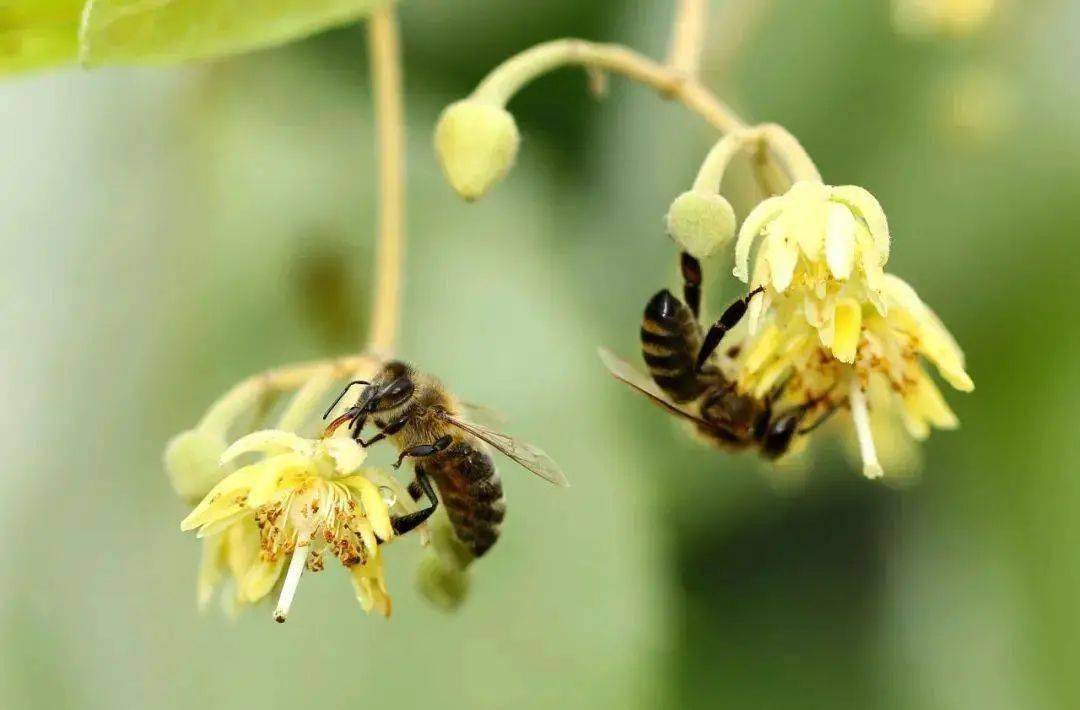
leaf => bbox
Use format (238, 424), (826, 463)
(79, 0), (392, 67)
(0, 0), (84, 75)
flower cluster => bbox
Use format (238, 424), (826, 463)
(728, 179), (973, 477)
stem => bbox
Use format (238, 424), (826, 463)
(667, 0), (708, 77)
(365, 3), (406, 360)
(472, 39), (747, 135)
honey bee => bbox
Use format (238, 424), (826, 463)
(600, 253), (836, 459)
(323, 361), (568, 558)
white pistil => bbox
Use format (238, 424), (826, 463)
(274, 544), (310, 623)
(849, 379), (884, 479)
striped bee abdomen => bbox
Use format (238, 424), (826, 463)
(641, 289), (706, 403)
(424, 441), (506, 558)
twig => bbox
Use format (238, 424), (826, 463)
(365, 2), (406, 360)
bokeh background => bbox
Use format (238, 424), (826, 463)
(3, 0), (1079, 708)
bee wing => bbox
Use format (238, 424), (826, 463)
(459, 401), (508, 427)
(597, 347), (713, 427)
(436, 411), (570, 488)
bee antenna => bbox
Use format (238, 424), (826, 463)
(322, 380), (370, 419)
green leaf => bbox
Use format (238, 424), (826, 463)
(78, 0), (391, 67)
(0, 0), (84, 74)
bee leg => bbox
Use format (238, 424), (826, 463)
(695, 286), (765, 372)
(392, 435), (452, 470)
(798, 403), (841, 435)
(406, 480), (423, 501)
(390, 469), (438, 536)
(358, 412), (410, 447)
(680, 252), (703, 320)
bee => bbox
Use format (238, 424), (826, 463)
(600, 252), (836, 459)
(322, 361), (568, 558)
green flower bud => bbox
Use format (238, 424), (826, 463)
(165, 429), (228, 504)
(434, 99), (520, 201)
(665, 190), (737, 259)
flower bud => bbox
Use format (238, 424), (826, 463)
(415, 555), (471, 611)
(165, 429), (228, 504)
(434, 100), (520, 201)
(665, 190), (737, 259)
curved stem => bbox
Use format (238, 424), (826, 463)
(472, 39), (747, 135)
(365, 3), (406, 360)
(667, 0), (708, 77)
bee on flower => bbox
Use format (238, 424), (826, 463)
(180, 429), (405, 621)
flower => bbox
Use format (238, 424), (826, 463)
(734, 180), (891, 361)
(434, 99), (520, 201)
(180, 430), (399, 621)
(729, 180), (972, 477)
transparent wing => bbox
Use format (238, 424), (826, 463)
(459, 401), (508, 427)
(436, 411), (569, 488)
(597, 347), (712, 427)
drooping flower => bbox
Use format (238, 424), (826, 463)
(729, 180), (973, 477)
(180, 430), (402, 621)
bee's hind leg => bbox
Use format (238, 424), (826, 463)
(695, 285), (766, 373)
(680, 252), (703, 320)
(390, 469), (438, 536)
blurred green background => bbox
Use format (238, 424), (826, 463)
(2, 0), (1079, 708)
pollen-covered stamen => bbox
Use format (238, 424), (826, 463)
(849, 379), (883, 479)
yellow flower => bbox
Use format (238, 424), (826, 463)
(738, 271), (973, 477)
(181, 430), (398, 621)
(730, 180), (972, 478)
(734, 180), (891, 362)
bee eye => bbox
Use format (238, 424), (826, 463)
(378, 378), (414, 407)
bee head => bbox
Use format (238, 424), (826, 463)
(357, 361), (416, 415)
(761, 412), (801, 460)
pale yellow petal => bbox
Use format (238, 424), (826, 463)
(734, 195), (786, 282)
(220, 429), (313, 466)
(240, 556), (286, 603)
(825, 203), (857, 280)
(342, 474), (393, 541)
(743, 324), (781, 374)
(883, 274), (973, 392)
(831, 298), (863, 363)
(225, 518), (262, 581)
(830, 185), (890, 262)
(765, 233), (798, 292)
(197, 534), (229, 611)
(349, 554), (392, 618)
(323, 438), (367, 475)
(180, 465), (264, 531)
(752, 358), (791, 399)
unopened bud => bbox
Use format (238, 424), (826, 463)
(665, 190), (736, 259)
(434, 100), (520, 201)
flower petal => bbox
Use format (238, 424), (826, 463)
(825, 203), (857, 280)
(765, 232), (798, 292)
(342, 474), (393, 541)
(831, 298), (863, 363)
(734, 195), (785, 282)
(830, 185), (890, 263)
(240, 556), (286, 603)
(220, 429), (313, 466)
(322, 437), (367, 475)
